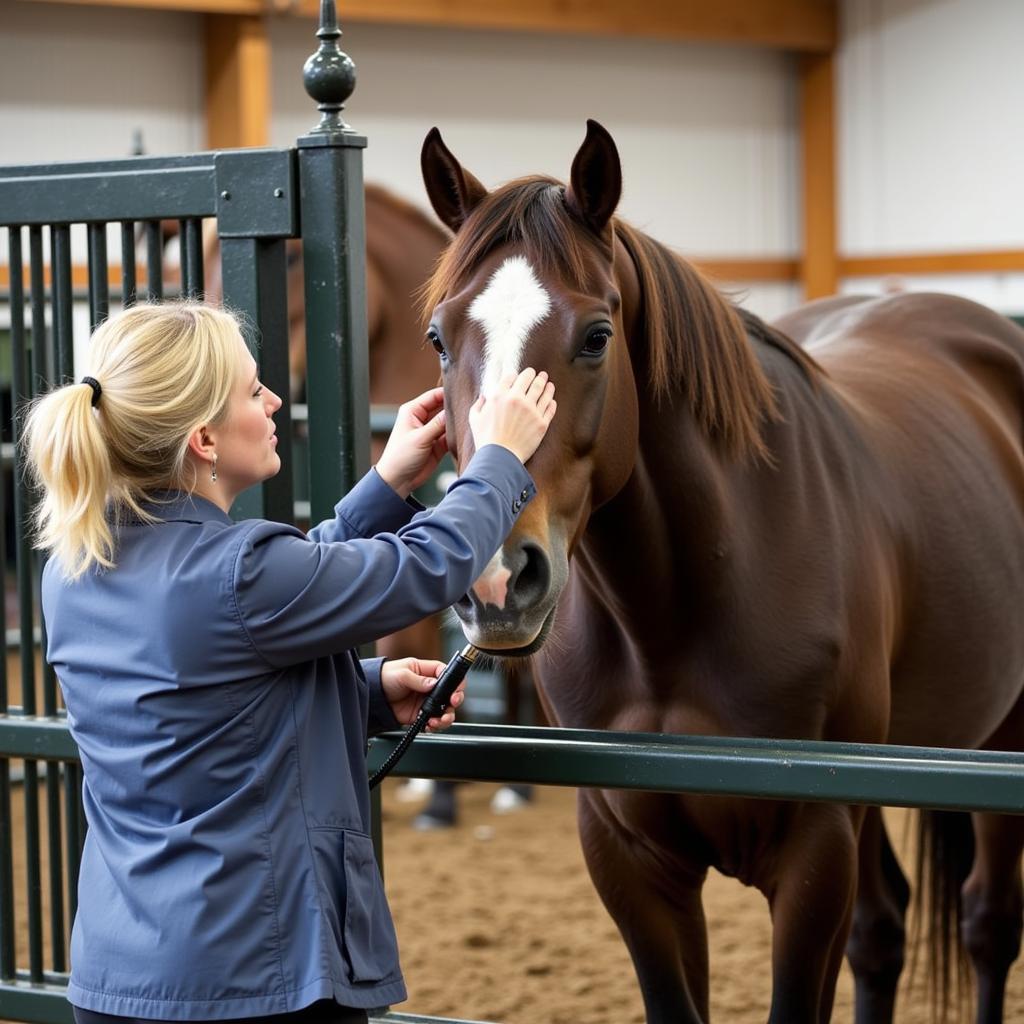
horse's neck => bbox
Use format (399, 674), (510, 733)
(575, 398), (730, 652)
(574, 332), (816, 653)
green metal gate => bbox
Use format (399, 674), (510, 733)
(0, 6), (1022, 1024)
(0, 4), (375, 1020)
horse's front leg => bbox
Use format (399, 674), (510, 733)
(577, 791), (709, 1024)
(766, 802), (860, 1024)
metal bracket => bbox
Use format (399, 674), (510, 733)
(214, 149), (299, 239)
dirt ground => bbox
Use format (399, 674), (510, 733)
(379, 780), (1024, 1024)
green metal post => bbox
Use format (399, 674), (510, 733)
(297, 0), (370, 524)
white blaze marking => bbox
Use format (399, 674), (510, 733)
(472, 549), (513, 610)
(468, 255), (551, 396)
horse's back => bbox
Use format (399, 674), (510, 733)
(782, 293), (1024, 749)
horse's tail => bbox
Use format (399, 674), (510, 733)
(910, 809), (974, 1021)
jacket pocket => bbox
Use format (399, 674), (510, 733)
(311, 828), (400, 985)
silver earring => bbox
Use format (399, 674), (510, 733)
(211, 454), (218, 483)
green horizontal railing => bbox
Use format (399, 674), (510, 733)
(369, 723), (1024, 814)
(2, 714), (1022, 812)
(0, 989), (490, 1024)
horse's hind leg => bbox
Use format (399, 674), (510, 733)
(578, 794), (709, 1023)
(766, 802), (859, 1023)
(845, 806), (910, 1024)
(961, 811), (1024, 1024)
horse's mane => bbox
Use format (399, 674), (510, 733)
(421, 176), (822, 462)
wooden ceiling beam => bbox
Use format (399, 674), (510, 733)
(304, 0), (837, 52)
(19, 0), (837, 51)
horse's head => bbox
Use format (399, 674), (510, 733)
(421, 121), (641, 655)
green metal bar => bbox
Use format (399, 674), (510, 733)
(370, 1015), (493, 1024)
(145, 221), (163, 302)
(0, 720), (78, 761)
(44, 766), (65, 973)
(297, 136), (370, 519)
(62, 765), (79, 923)
(367, 724), (1024, 814)
(220, 236), (294, 524)
(0, 256), (40, 992)
(0, 979), (74, 1023)
(120, 221), (137, 308)
(23, 762), (42, 980)
(0, 760), (14, 980)
(0, 153), (299, 232)
(28, 227), (48, 393)
(180, 218), (204, 300)
(50, 226), (73, 383)
(87, 223), (109, 331)
(3, 226), (23, 716)
(0, 159), (217, 227)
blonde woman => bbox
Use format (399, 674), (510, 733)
(25, 302), (555, 1024)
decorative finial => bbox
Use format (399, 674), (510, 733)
(303, 0), (357, 134)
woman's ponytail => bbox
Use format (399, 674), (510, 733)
(24, 381), (116, 580)
(21, 301), (242, 581)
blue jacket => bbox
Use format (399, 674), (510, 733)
(42, 445), (534, 1020)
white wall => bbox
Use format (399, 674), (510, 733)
(2, 1), (1024, 319)
(0, 2), (204, 165)
(268, 18), (801, 319)
(836, 0), (1024, 311)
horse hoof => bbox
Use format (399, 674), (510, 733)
(412, 811), (456, 831)
(490, 785), (532, 814)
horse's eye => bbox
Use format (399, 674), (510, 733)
(427, 328), (447, 359)
(581, 328), (612, 357)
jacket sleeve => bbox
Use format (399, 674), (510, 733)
(361, 656), (402, 735)
(232, 445), (535, 668)
(307, 467), (425, 544)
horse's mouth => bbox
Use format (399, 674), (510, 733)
(461, 607), (556, 659)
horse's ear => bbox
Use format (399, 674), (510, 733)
(565, 120), (622, 239)
(421, 127), (488, 234)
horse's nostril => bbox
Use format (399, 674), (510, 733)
(512, 543), (550, 607)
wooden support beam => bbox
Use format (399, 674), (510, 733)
(204, 13), (270, 149)
(310, 0), (837, 51)
(312, 0), (836, 51)
(20, 0), (837, 51)
(6, 251), (1024, 295)
(798, 51), (838, 299)
(22, 0), (264, 12)
(841, 251), (1024, 277)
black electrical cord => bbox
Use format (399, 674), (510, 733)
(368, 643), (479, 790)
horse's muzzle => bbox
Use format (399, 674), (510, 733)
(455, 539), (563, 652)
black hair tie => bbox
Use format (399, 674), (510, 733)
(81, 377), (102, 407)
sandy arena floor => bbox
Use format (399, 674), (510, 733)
(380, 780), (1024, 1024)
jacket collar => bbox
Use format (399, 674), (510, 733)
(138, 491), (233, 526)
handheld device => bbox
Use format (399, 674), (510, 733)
(367, 643), (479, 789)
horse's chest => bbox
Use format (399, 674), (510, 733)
(589, 785), (787, 889)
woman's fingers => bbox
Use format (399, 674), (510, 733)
(403, 387), (445, 425)
(511, 367), (537, 393)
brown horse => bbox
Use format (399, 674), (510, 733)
(419, 120), (1024, 1023)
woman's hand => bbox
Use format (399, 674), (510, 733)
(375, 388), (448, 499)
(469, 368), (556, 465)
(381, 657), (466, 731)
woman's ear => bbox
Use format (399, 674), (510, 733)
(187, 425), (215, 465)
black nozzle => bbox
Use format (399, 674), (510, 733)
(368, 643), (479, 789)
